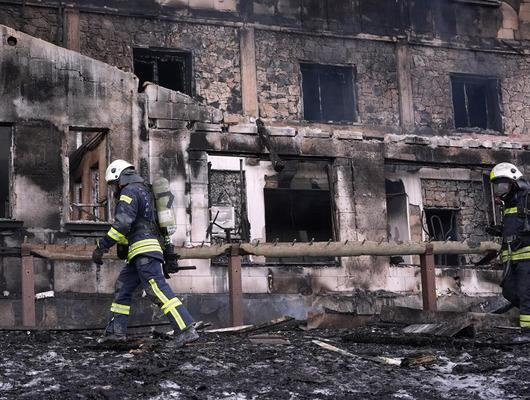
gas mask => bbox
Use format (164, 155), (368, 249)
(492, 178), (515, 200)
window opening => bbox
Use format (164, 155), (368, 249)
(264, 160), (334, 263)
(424, 208), (459, 266)
(451, 74), (501, 131)
(386, 179), (411, 264)
(133, 48), (192, 94)
(301, 63), (356, 123)
(67, 129), (109, 222)
(0, 126), (12, 218)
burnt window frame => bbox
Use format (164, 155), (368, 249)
(300, 63), (358, 124)
(63, 127), (111, 225)
(424, 207), (460, 266)
(0, 124), (14, 220)
(262, 158), (337, 265)
(133, 47), (194, 95)
(450, 73), (502, 133)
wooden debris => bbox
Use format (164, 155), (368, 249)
(193, 321), (212, 331)
(205, 316), (295, 334)
(312, 340), (402, 366)
(380, 306), (470, 325)
(306, 312), (373, 330)
(401, 352), (437, 367)
(248, 334), (290, 345)
(204, 325), (254, 333)
(402, 319), (473, 337)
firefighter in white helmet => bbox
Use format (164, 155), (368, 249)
(489, 162), (530, 340)
(92, 159), (198, 346)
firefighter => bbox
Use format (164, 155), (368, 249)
(489, 162), (530, 339)
(92, 159), (198, 346)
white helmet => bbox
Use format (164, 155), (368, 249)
(105, 159), (134, 183)
(490, 162), (523, 182)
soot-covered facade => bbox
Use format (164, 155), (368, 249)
(1, 0), (530, 327)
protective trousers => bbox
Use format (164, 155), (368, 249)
(105, 256), (194, 336)
(502, 260), (530, 328)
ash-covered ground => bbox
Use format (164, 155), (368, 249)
(0, 323), (528, 400)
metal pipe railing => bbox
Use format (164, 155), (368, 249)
(13, 240), (500, 328)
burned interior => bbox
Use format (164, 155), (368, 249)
(0, 0), (530, 398)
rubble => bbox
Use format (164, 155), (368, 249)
(1, 322), (528, 399)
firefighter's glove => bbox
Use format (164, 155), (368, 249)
(92, 246), (108, 265)
(486, 225), (503, 237)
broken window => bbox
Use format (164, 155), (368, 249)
(264, 160), (334, 263)
(208, 169), (250, 241)
(424, 208), (460, 266)
(0, 126), (12, 219)
(67, 129), (109, 222)
(133, 48), (192, 94)
(451, 74), (501, 131)
(301, 63), (356, 123)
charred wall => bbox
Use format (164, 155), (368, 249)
(254, 30), (399, 126)
(410, 46), (530, 136)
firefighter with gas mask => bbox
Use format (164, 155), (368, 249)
(92, 159), (198, 346)
(489, 162), (530, 339)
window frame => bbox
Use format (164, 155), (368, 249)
(300, 62), (358, 124)
(0, 124), (14, 220)
(450, 73), (502, 133)
(132, 47), (194, 95)
(62, 127), (111, 226)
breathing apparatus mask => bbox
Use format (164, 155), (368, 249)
(492, 178), (515, 199)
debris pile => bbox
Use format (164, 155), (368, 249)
(1, 310), (528, 399)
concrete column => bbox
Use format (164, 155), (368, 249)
(239, 27), (259, 118)
(63, 8), (80, 51)
(396, 41), (414, 131)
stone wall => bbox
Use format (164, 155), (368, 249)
(254, 30), (400, 126)
(410, 45), (530, 136)
(78, 14), (242, 114)
(422, 178), (489, 264)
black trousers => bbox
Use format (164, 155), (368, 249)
(502, 260), (530, 328)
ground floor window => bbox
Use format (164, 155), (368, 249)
(0, 126), (12, 218)
(424, 208), (459, 266)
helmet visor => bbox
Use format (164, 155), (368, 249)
(492, 180), (513, 197)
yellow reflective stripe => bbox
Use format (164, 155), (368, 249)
(127, 239), (162, 261)
(501, 246), (530, 262)
(129, 239), (162, 252)
(504, 207), (518, 215)
(110, 302), (130, 315)
(162, 297), (182, 313)
(148, 279), (186, 330)
(521, 315), (530, 322)
(107, 227), (128, 245)
(128, 246), (163, 261)
(521, 321), (530, 328)
(119, 195), (133, 204)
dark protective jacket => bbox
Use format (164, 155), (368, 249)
(100, 178), (163, 262)
(501, 180), (530, 263)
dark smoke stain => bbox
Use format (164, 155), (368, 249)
(14, 123), (63, 193)
(1, 59), (21, 95)
(189, 132), (214, 152)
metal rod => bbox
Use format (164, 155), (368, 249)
(21, 244), (36, 327)
(420, 243), (437, 311)
(228, 244), (243, 327)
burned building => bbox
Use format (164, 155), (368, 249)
(1, 0), (530, 328)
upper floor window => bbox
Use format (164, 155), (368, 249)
(133, 48), (193, 95)
(0, 125), (12, 219)
(451, 74), (502, 132)
(301, 63), (357, 123)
